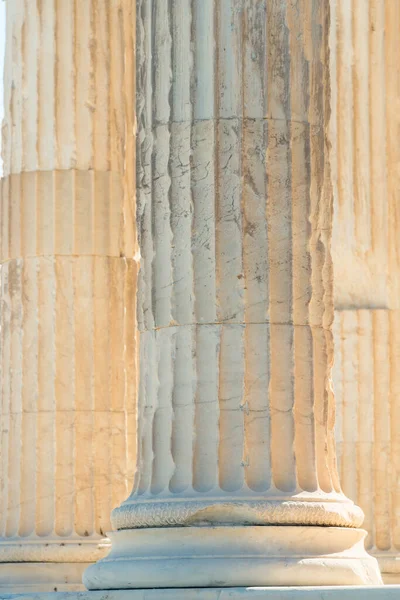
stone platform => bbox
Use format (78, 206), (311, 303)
(1, 587), (400, 600)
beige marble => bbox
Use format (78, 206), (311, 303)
(333, 310), (400, 584)
(0, 0), (137, 592)
(330, 0), (400, 310)
(84, 0), (381, 589)
(330, 0), (400, 585)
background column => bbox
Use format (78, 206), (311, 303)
(0, 0), (137, 592)
(331, 0), (400, 583)
(85, 0), (381, 589)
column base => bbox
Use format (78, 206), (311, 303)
(375, 554), (400, 584)
(2, 588), (400, 600)
(0, 539), (111, 593)
(0, 563), (89, 593)
(83, 526), (382, 590)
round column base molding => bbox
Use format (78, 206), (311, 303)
(83, 525), (382, 589)
(111, 498), (364, 530)
(375, 553), (400, 584)
(0, 537), (110, 563)
(0, 562), (91, 592)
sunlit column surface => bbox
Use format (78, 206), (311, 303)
(0, 0), (137, 592)
(84, 0), (381, 590)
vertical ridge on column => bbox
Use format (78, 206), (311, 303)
(266, 0), (295, 493)
(192, 0), (216, 325)
(55, 0), (75, 170)
(340, 311), (358, 503)
(74, 171), (94, 255)
(0, 266), (11, 537)
(241, 21), (270, 488)
(357, 310), (374, 549)
(137, 331), (158, 495)
(36, 171), (55, 256)
(19, 260), (38, 537)
(352, 0), (371, 251)
(215, 1), (245, 493)
(242, 0), (266, 119)
(55, 257), (75, 538)
(218, 325), (245, 493)
(11, 0), (23, 175)
(136, 0), (154, 333)
(310, 0), (334, 494)
(55, 170), (74, 255)
(170, 0), (194, 325)
(110, 260), (129, 510)
(181, 0), (214, 487)
(93, 258), (111, 536)
(23, 0), (37, 170)
(170, 326), (195, 493)
(241, 0), (270, 490)
(1, 178), (10, 261)
(151, 330), (174, 494)
(332, 313), (343, 479)
(152, 1), (173, 328)
(287, 0), (318, 493)
(373, 310), (390, 551)
(390, 310), (400, 551)
(36, 258), (56, 537)
(216, 0), (243, 323)
(7, 260), (23, 537)
(109, 0), (125, 175)
(336, 0), (353, 226)
(75, 0), (93, 170)
(369, 0), (387, 259)
(93, 0), (111, 173)
(2, 0), (13, 171)
(386, 1), (400, 309)
(25, 0), (39, 172)
(124, 260), (138, 501)
(38, 0), (55, 170)
(9, 174), (22, 262)
(193, 326), (220, 493)
(74, 258), (94, 537)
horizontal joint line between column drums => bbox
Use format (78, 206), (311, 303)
(120, 495), (353, 505)
(145, 322), (331, 331)
(0, 254), (135, 264)
(143, 117), (324, 126)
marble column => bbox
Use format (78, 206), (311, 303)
(331, 0), (400, 584)
(0, 0), (137, 592)
(84, 0), (381, 590)
(333, 310), (400, 584)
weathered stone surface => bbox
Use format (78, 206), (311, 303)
(0, 0), (137, 592)
(330, 0), (400, 585)
(84, 0), (381, 589)
(330, 0), (400, 310)
(333, 309), (400, 584)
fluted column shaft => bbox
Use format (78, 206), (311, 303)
(333, 310), (400, 581)
(111, 0), (358, 530)
(331, 0), (400, 584)
(84, 0), (383, 589)
(0, 0), (137, 592)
